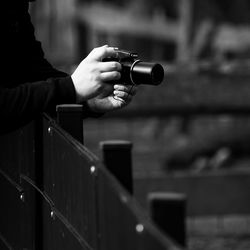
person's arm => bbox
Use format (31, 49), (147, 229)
(1, 44), (136, 134)
(0, 76), (76, 133)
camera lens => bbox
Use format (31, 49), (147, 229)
(151, 64), (165, 85)
(131, 62), (164, 85)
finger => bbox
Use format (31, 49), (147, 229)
(113, 90), (134, 105)
(114, 94), (132, 105)
(100, 71), (121, 82)
(99, 61), (122, 72)
(114, 84), (137, 96)
(113, 90), (129, 99)
(89, 45), (119, 61)
(113, 95), (127, 104)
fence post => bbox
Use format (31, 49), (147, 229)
(100, 140), (133, 194)
(56, 104), (84, 144)
(148, 192), (187, 247)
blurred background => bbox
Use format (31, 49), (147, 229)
(30, 0), (250, 67)
(30, 1), (250, 249)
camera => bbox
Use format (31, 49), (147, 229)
(103, 50), (164, 86)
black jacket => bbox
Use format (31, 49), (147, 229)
(1, 0), (92, 133)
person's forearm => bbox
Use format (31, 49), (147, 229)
(0, 76), (75, 133)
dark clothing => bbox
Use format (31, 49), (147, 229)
(1, 0), (91, 133)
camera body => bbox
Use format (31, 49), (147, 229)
(103, 50), (164, 86)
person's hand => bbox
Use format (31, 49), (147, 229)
(71, 45), (121, 103)
(87, 83), (137, 113)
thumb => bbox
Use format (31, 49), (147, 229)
(87, 45), (118, 61)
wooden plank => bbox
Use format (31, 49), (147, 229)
(0, 121), (41, 250)
(0, 172), (38, 250)
(135, 171), (250, 216)
(42, 199), (92, 250)
(42, 116), (99, 249)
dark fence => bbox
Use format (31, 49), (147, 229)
(0, 106), (182, 250)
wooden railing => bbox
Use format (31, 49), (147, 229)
(0, 105), (184, 250)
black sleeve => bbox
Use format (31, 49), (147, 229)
(0, 76), (76, 133)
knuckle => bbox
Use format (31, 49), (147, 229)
(90, 68), (99, 79)
(111, 62), (117, 68)
(89, 74), (97, 84)
(100, 46), (106, 55)
(116, 91), (123, 97)
(115, 85), (125, 91)
(91, 48), (98, 54)
(92, 47), (104, 58)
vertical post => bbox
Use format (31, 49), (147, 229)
(56, 104), (84, 144)
(34, 117), (44, 250)
(177, 0), (193, 63)
(100, 140), (133, 194)
(148, 192), (187, 247)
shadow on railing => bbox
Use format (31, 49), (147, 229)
(0, 105), (185, 250)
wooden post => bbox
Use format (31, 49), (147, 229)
(148, 192), (187, 247)
(56, 104), (84, 144)
(100, 140), (133, 194)
(177, 0), (193, 63)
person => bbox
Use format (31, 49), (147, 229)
(1, 0), (137, 133)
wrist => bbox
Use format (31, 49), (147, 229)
(71, 76), (84, 103)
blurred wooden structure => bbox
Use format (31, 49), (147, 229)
(30, 0), (250, 66)
(75, 0), (192, 62)
(30, 0), (77, 66)
(30, 0), (193, 64)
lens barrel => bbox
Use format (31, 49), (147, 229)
(130, 61), (164, 85)
(103, 55), (165, 85)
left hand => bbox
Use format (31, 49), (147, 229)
(87, 83), (137, 113)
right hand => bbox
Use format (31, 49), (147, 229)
(71, 45), (121, 103)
